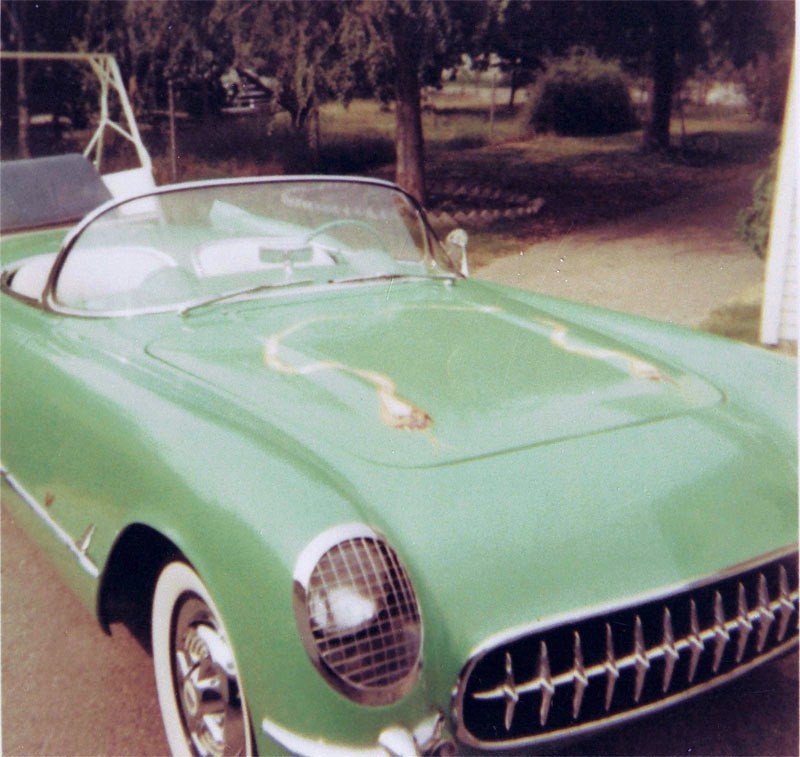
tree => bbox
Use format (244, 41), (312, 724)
(643, 2), (683, 150)
(1, 1), (30, 157)
(563, 0), (704, 151)
(489, 1), (792, 151)
(1, 0), (96, 156)
(227, 1), (344, 135)
(486, 0), (577, 110)
(336, 1), (489, 203)
(571, 0), (788, 150)
(702, 0), (794, 124)
(122, 1), (234, 117)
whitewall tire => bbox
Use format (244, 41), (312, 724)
(152, 561), (254, 756)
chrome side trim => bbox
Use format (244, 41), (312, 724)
(0, 466), (100, 579)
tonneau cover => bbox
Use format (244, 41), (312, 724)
(0, 153), (112, 233)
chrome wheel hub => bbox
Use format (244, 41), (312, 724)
(173, 595), (247, 757)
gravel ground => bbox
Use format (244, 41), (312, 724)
(476, 165), (766, 329)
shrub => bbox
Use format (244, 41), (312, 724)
(737, 151), (778, 259)
(528, 49), (639, 136)
(742, 49), (792, 125)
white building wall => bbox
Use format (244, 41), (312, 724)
(778, 190), (797, 342)
(761, 58), (798, 346)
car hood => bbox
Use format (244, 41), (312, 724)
(147, 281), (722, 468)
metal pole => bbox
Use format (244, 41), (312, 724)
(168, 79), (177, 182)
(489, 66), (497, 143)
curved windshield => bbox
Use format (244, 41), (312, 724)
(53, 178), (456, 314)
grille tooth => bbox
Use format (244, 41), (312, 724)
(603, 622), (619, 711)
(736, 582), (753, 661)
(756, 573), (776, 651)
(571, 631), (588, 720)
(632, 616), (650, 702)
(661, 607), (679, 692)
(687, 598), (704, 682)
(711, 591), (730, 672)
(502, 652), (519, 731)
(457, 551), (799, 750)
(538, 641), (554, 726)
(777, 566), (794, 641)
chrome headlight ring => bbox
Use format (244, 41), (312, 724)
(293, 523), (423, 706)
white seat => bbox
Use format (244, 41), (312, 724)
(10, 247), (176, 309)
(9, 253), (57, 299)
(56, 246), (176, 307)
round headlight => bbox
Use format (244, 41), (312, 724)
(293, 524), (423, 706)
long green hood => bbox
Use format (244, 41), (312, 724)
(147, 280), (722, 468)
(144, 279), (794, 689)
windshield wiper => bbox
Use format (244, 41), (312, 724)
(331, 272), (455, 286)
(180, 279), (313, 316)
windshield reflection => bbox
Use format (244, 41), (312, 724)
(54, 178), (457, 314)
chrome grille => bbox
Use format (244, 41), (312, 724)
(454, 549), (798, 749)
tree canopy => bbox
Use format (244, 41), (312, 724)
(331, 1), (490, 202)
(1, 0), (794, 196)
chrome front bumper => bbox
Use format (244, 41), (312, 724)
(261, 710), (454, 756)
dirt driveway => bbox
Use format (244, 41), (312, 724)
(476, 165), (765, 328)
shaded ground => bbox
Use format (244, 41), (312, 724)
(427, 119), (776, 255)
(1, 507), (168, 756)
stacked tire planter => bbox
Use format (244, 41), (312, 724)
(427, 182), (545, 229)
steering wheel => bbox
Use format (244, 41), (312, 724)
(304, 219), (388, 253)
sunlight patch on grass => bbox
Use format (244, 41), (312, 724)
(700, 302), (762, 344)
(700, 300), (797, 355)
(697, 283), (782, 350)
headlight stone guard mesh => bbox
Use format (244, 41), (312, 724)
(297, 530), (422, 705)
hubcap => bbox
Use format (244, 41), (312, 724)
(172, 595), (247, 757)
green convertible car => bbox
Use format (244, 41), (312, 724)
(1, 158), (797, 756)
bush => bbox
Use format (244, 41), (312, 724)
(737, 151), (778, 259)
(528, 49), (639, 136)
(742, 49), (792, 125)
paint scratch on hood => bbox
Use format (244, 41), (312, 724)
(262, 304), (499, 434)
(538, 318), (674, 383)
(263, 316), (433, 432)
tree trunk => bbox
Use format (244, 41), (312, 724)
(10, 1), (31, 159)
(508, 81), (517, 111)
(643, 2), (677, 151)
(392, 19), (426, 204)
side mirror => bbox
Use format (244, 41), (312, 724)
(446, 228), (469, 278)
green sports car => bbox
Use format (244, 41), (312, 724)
(1, 157), (797, 756)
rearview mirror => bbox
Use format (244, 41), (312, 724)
(446, 228), (469, 278)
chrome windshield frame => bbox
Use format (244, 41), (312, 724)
(39, 175), (456, 319)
